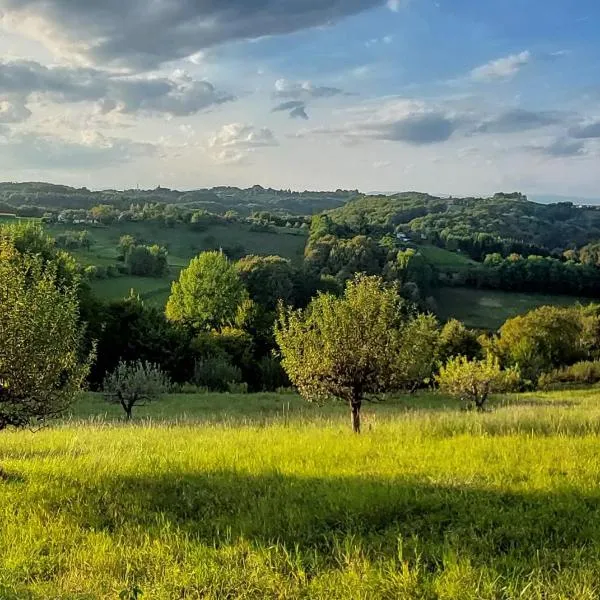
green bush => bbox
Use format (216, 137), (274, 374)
(538, 360), (600, 390)
(193, 356), (242, 392)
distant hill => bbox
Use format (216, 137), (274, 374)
(0, 182), (358, 217)
(325, 191), (600, 251)
(530, 194), (600, 206)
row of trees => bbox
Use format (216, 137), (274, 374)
(5, 219), (600, 434)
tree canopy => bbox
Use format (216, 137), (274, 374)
(276, 275), (439, 432)
(166, 251), (248, 331)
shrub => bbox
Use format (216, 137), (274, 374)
(538, 360), (600, 390)
(436, 355), (521, 410)
(193, 356), (242, 392)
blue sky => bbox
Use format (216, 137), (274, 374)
(0, 0), (599, 197)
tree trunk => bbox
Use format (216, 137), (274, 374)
(351, 401), (362, 434)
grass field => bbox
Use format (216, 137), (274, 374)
(47, 222), (307, 306)
(3, 389), (600, 598)
(435, 286), (592, 329)
(418, 245), (477, 269)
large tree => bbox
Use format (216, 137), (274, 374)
(0, 241), (91, 430)
(166, 251), (248, 331)
(276, 275), (438, 433)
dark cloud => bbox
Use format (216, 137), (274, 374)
(474, 109), (561, 134)
(306, 107), (460, 145)
(569, 121), (600, 139)
(370, 113), (457, 144)
(271, 79), (349, 120)
(290, 105), (309, 120)
(1, 0), (385, 70)
(532, 137), (586, 158)
(0, 60), (233, 121)
(272, 100), (309, 119)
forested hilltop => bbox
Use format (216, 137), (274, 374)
(326, 191), (600, 252)
(0, 182), (356, 217)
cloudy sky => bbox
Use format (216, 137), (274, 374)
(0, 0), (599, 197)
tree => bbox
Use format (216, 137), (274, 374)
(236, 255), (297, 310)
(125, 244), (168, 277)
(90, 293), (195, 388)
(492, 306), (583, 382)
(436, 355), (520, 410)
(103, 360), (170, 420)
(166, 251), (248, 331)
(436, 319), (482, 364)
(0, 241), (91, 430)
(276, 275), (438, 433)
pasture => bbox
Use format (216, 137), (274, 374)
(434, 286), (591, 329)
(47, 221), (307, 306)
(2, 389), (600, 598)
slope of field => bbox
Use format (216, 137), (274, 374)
(47, 221), (307, 305)
(418, 244), (477, 269)
(435, 286), (590, 329)
(2, 389), (600, 598)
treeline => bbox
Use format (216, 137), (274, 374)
(0, 182), (356, 218)
(449, 253), (600, 296)
(326, 192), (600, 255)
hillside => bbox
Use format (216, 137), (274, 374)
(326, 192), (600, 251)
(0, 182), (356, 217)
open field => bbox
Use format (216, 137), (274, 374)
(3, 389), (600, 598)
(47, 222), (307, 306)
(418, 245), (477, 269)
(435, 286), (592, 329)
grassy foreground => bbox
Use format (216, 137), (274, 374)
(3, 390), (600, 598)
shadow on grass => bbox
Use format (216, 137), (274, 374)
(31, 469), (600, 572)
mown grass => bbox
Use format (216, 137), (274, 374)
(434, 286), (590, 329)
(3, 389), (600, 598)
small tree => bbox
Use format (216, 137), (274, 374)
(436, 355), (520, 410)
(0, 242), (91, 431)
(276, 275), (438, 433)
(103, 361), (170, 420)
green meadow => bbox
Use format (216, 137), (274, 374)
(2, 389), (600, 598)
(47, 221), (307, 307)
(434, 286), (589, 329)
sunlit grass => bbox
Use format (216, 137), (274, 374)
(2, 389), (600, 598)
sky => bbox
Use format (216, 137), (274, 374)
(0, 0), (599, 197)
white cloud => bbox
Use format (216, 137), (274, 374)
(208, 123), (278, 164)
(471, 50), (531, 81)
(387, 0), (402, 12)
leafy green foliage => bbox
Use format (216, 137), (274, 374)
(236, 255), (297, 310)
(0, 240), (91, 430)
(103, 360), (170, 419)
(166, 251), (248, 331)
(90, 294), (195, 387)
(436, 355), (520, 409)
(492, 305), (584, 382)
(436, 319), (482, 364)
(276, 275), (439, 431)
(125, 244), (168, 277)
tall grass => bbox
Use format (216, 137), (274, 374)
(2, 390), (600, 598)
